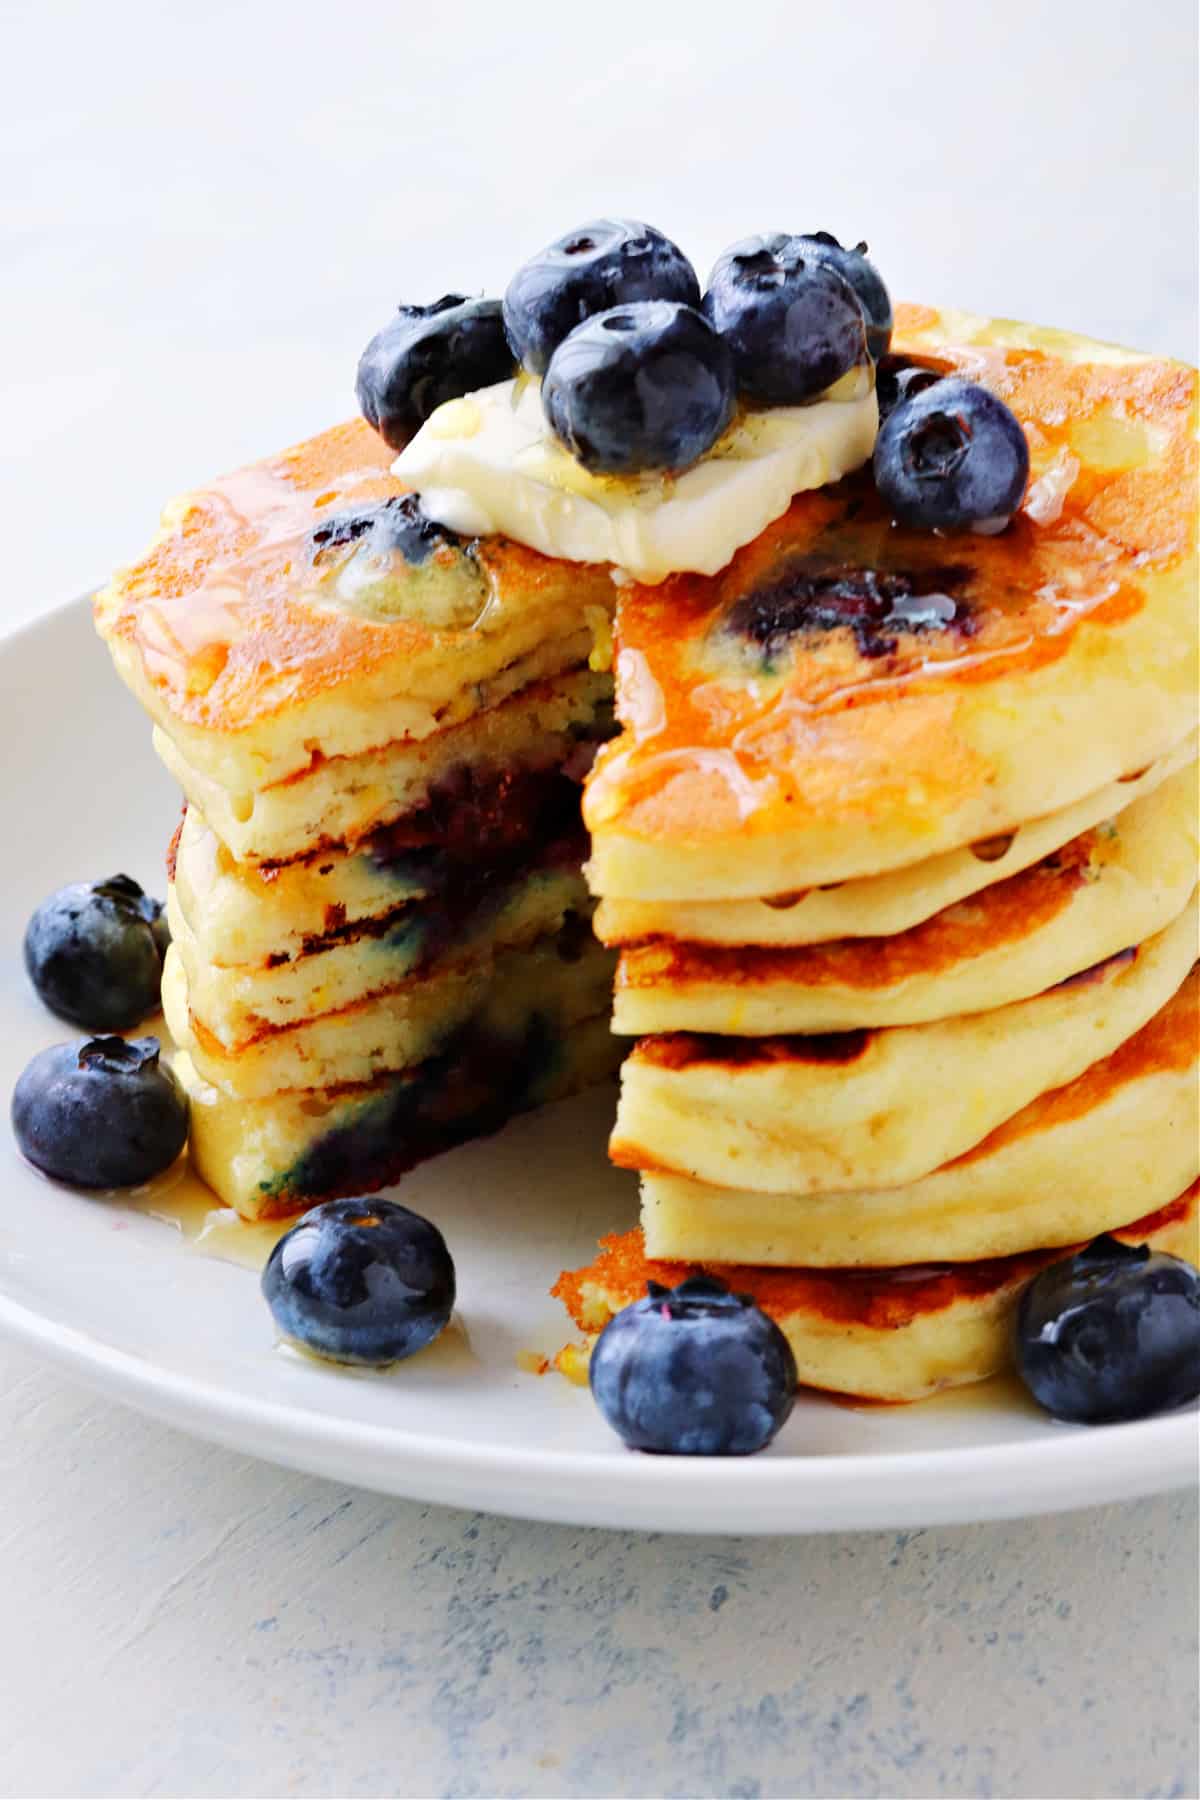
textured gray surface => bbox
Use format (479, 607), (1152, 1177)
(0, 1342), (1196, 1800)
(2, 0), (1198, 1794)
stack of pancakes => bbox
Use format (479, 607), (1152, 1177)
(558, 310), (1199, 1400)
(95, 424), (621, 1219)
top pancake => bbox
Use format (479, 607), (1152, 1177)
(585, 308), (1198, 899)
(95, 421), (616, 794)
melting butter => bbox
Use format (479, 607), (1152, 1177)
(394, 372), (878, 584)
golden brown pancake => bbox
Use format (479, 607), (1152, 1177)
(554, 1185), (1199, 1402)
(585, 309), (1198, 901)
(611, 769), (1195, 1035)
(611, 903), (1197, 1199)
(95, 421), (616, 794)
(636, 963), (1199, 1266)
(594, 734), (1196, 948)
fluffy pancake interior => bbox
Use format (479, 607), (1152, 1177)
(179, 1016), (621, 1220)
(169, 865), (594, 1047)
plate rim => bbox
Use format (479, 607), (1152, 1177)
(0, 1280), (1196, 1534)
(1, 597), (1196, 1534)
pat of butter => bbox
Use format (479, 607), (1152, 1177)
(394, 371), (878, 584)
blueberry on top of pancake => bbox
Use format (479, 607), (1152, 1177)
(586, 307), (1198, 899)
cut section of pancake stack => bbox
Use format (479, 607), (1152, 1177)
(95, 422), (622, 1219)
(559, 309), (1200, 1401)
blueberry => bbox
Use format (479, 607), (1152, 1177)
(262, 1198), (455, 1366)
(310, 493), (464, 567)
(701, 234), (868, 406)
(542, 301), (735, 476)
(873, 376), (1030, 532)
(12, 1036), (188, 1189)
(356, 296), (515, 452)
(589, 1274), (797, 1455)
(875, 353), (949, 424)
(1014, 1234), (1200, 1424)
(504, 219), (700, 376)
(795, 232), (893, 361)
(24, 874), (169, 1032)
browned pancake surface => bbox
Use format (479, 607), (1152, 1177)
(585, 307), (1197, 856)
(554, 1186), (1199, 1335)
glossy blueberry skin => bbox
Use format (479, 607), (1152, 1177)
(795, 232), (893, 362)
(701, 234), (868, 405)
(875, 353), (948, 424)
(873, 376), (1030, 531)
(589, 1275), (797, 1455)
(1014, 1235), (1200, 1425)
(542, 300), (735, 476)
(503, 219), (700, 376)
(12, 1036), (188, 1189)
(24, 874), (169, 1032)
(356, 296), (515, 451)
(262, 1198), (456, 1366)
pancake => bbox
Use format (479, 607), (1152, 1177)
(584, 310), (1197, 903)
(595, 735), (1196, 947)
(94, 421), (616, 795)
(156, 663), (612, 865)
(167, 866), (590, 1045)
(612, 899), (1197, 1197)
(172, 805), (442, 966)
(637, 964), (1198, 1266)
(612, 768), (1195, 1036)
(164, 924), (616, 1099)
(554, 1186), (1199, 1402)
(179, 1016), (621, 1220)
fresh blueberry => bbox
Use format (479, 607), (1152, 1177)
(873, 376), (1030, 531)
(1014, 1235), (1200, 1424)
(356, 296), (515, 452)
(24, 874), (169, 1032)
(875, 353), (949, 424)
(12, 1036), (188, 1189)
(542, 301), (735, 476)
(795, 232), (893, 361)
(701, 234), (868, 406)
(504, 219), (700, 376)
(589, 1274), (797, 1455)
(262, 1198), (456, 1366)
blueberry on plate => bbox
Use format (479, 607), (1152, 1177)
(542, 300), (735, 476)
(12, 1036), (188, 1188)
(873, 376), (1030, 532)
(1014, 1234), (1200, 1424)
(503, 219), (700, 376)
(262, 1198), (456, 1366)
(356, 296), (515, 452)
(795, 231), (893, 362)
(24, 874), (169, 1032)
(701, 233), (868, 406)
(589, 1274), (797, 1455)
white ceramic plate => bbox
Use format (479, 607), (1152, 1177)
(0, 600), (1195, 1533)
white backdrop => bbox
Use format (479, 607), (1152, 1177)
(0, 4), (1197, 1796)
(3, 0), (1196, 622)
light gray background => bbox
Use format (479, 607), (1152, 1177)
(1, 2), (1196, 1796)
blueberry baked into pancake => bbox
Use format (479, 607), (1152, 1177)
(81, 219), (1197, 1440)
